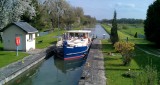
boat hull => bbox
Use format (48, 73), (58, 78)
(63, 45), (89, 60)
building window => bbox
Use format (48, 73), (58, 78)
(29, 34), (33, 41)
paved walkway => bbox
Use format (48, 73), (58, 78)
(0, 45), (54, 84)
(79, 39), (106, 85)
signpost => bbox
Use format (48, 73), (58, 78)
(15, 37), (20, 56)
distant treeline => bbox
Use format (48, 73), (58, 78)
(100, 18), (144, 24)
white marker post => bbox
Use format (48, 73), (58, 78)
(16, 46), (18, 56)
(15, 37), (20, 56)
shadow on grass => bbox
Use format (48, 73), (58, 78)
(106, 68), (140, 71)
(104, 57), (121, 61)
(133, 44), (160, 79)
(0, 54), (5, 56)
(107, 63), (124, 67)
(49, 41), (57, 44)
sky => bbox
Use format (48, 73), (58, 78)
(66, 0), (154, 20)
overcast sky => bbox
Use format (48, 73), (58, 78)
(66, 0), (154, 20)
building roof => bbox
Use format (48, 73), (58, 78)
(1, 22), (38, 33)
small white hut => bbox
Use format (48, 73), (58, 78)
(1, 22), (38, 51)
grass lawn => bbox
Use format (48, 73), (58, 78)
(36, 29), (65, 49)
(102, 40), (140, 85)
(101, 24), (134, 39)
(102, 40), (160, 85)
(0, 42), (28, 68)
(118, 24), (144, 37)
(101, 24), (160, 85)
(0, 51), (28, 68)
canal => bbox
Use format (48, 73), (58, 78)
(5, 57), (86, 85)
(93, 24), (110, 39)
(5, 24), (109, 85)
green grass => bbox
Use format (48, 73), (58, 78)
(102, 24), (136, 39)
(102, 24), (152, 44)
(0, 42), (28, 68)
(118, 24), (144, 36)
(102, 40), (140, 85)
(0, 51), (28, 68)
(36, 29), (65, 49)
(101, 24), (160, 85)
(102, 38), (159, 85)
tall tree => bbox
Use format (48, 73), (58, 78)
(0, 0), (35, 29)
(110, 11), (119, 44)
(144, 0), (160, 46)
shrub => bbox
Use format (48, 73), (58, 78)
(134, 32), (138, 38)
(114, 41), (135, 65)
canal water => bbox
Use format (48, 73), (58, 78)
(93, 24), (110, 39)
(5, 24), (109, 85)
(5, 57), (86, 85)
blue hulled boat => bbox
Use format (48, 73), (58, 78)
(56, 30), (92, 60)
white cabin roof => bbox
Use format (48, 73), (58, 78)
(67, 30), (91, 33)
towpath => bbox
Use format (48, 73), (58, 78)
(79, 39), (106, 85)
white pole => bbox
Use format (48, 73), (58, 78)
(16, 46), (18, 56)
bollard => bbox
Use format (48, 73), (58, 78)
(103, 34), (106, 39)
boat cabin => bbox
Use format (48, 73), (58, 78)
(64, 30), (91, 40)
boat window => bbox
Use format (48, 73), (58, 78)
(70, 33), (74, 37)
(75, 33), (79, 37)
(79, 33), (83, 38)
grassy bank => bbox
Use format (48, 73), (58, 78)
(118, 24), (144, 37)
(102, 40), (139, 85)
(36, 29), (65, 49)
(101, 24), (151, 44)
(0, 51), (28, 68)
(0, 42), (28, 68)
(101, 24), (160, 85)
(102, 40), (160, 85)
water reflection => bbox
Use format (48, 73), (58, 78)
(54, 58), (86, 73)
(5, 56), (86, 85)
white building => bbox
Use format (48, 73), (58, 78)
(1, 22), (38, 51)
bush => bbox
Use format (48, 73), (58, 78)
(134, 32), (138, 38)
(114, 41), (135, 65)
(122, 69), (135, 78)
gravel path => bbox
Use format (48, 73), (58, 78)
(79, 39), (106, 85)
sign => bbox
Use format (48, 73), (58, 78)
(15, 37), (20, 46)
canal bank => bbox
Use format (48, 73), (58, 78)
(0, 45), (55, 85)
(79, 24), (109, 85)
(79, 39), (106, 85)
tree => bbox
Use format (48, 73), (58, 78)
(144, 0), (160, 46)
(110, 11), (119, 44)
(0, 0), (35, 29)
(134, 32), (138, 38)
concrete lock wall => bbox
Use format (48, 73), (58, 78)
(0, 56), (45, 85)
